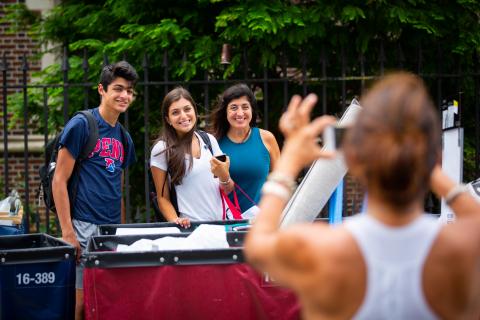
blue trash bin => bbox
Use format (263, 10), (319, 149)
(0, 233), (75, 320)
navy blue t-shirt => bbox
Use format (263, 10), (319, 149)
(58, 107), (136, 225)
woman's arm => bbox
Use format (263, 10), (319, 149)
(430, 165), (480, 219)
(245, 94), (336, 277)
(151, 167), (190, 228)
(260, 129), (281, 171)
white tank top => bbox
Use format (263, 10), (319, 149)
(344, 214), (441, 320)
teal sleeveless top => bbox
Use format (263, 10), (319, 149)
(219, 127), (270, 212)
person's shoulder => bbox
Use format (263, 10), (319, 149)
(259, 128), (277, 143)
(196, 130), (218, 147)
(434, 220), (480, 259)
(196, 129), (214, 138)
(275, 223), (335, 269)
(68, 112), (90, 128)
(60, 113), (90, 139)
(151, 140), (167, 154)
(205, 131), (217, 142)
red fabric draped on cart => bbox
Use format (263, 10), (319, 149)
(84, 263), (300, 320)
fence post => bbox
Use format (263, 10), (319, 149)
(143, 53), (151, 223)
(123, 53), (132, 222)
(302, 50), (307, 97)
(436, 42), (443, 109)
(379, 40), (385, 76)
(203, 70), (209, 121)
(163, 50), (169, 96)
(341, 44), (346, 111)
(21, 54), (30, 233)
(1, 53), (9, 196)
(263, 67), (269, 130)
(62, 46), (70, 124)
(359, 52), (365, 93)
(124, 109), (131, 223)
(474, 51), (479, 178)
(397, 43), (405, 69)
(82, 48), (89, 109)
(417, 42), (423, 75)
(320, 46), (327, 115)
(281, 48), (288, 112)
(42, 87), (50, 234)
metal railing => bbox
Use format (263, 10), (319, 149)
(1, 43), (479, 234)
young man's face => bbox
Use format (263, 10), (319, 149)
(98, 77), (135, 114)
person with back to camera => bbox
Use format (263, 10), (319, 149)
(150, 87), (234, 228)
(52, 61), (138, 320)
(209, 84), (280, 217)
(245, 72), (480, 319)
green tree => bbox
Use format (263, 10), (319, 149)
(3, 0), (480, 218)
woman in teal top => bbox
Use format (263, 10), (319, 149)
(209, 84), (280, 213)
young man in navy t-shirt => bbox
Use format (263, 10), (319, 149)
(52, 61), (138, 320)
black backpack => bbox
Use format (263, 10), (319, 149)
(39, 110), (129, 213)
(150, 130), (213, 221)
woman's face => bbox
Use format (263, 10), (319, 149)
(226, 96), (252, 130)
(166, 97), (197, 137)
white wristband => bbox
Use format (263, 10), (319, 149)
(261, 181), (292, 201)
(445, 183), (468, 205)
(268, 171), (297, 192)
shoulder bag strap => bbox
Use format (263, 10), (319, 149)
(196, 130), (214, 155)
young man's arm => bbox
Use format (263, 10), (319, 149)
(52, 147), (82, 258)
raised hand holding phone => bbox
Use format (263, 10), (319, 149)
(322, 125), (348, 151)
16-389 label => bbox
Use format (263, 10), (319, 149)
(16, 272), (55, 285)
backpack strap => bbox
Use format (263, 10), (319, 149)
(117, 123), (130, 167)
(73, 110), (99, 160)
(196, 130), (214, 155)
(61, 110), (99, 216)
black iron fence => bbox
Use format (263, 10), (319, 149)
(1, 44), (479, 234)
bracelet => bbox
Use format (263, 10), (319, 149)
(261, 181), (292, 201)
(219, 177), (231, 185)
(445, 183), (469, 205)
(267, 171), (297, 192)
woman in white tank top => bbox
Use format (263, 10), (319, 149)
(150, 87), (234, 227)
(245, 72), (480, 319)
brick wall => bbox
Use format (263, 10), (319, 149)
(0, 0), (41, 132)
(0, 1), (45, 228)
(344, 173), (365, 216)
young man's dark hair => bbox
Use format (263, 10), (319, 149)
(99, 60), (138, 90)
(52, 60), (138, 320)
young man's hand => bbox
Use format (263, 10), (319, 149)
(62, 231), (82, 262)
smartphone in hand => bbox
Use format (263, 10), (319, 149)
(215, 154), (227, 162)
(322, 125), (348, 151)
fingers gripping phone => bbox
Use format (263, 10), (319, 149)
(215, 154), (227, 162)
(322, 125), (348, 151)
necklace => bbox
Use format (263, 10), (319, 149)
(228, 127), (251, 143)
